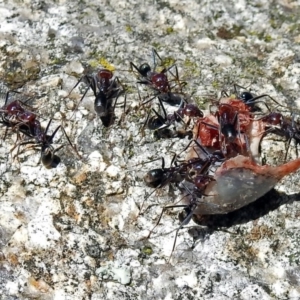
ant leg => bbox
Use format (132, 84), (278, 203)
(248, 94), (287, 111)
(138, 157), (166, 214)
(64, 75), (94, 122)
(146, 204), (188, 239)
(168, 206), (195, 263)
(141, 92), (161, 106)
(60, 126), (82, 159)
(284, 138), (292, 162)
(130, 61), (144, 77)
(2, 90), (22, 106)
(233, 83), (251, 95)
(140, 109), (151, 135)
(11, 138), (37, 161)
(113, 76), (126, 110)
(220, 89), (229, 98)
(152, 48), (163, 71)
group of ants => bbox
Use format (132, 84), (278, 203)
(1, 49), (300, 258)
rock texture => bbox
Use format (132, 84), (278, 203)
(0, 0), (300, 299)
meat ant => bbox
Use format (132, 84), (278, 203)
(66, 68), (125, 127)
(223, 83), (287, 113)
(0, 91), (79, 168)
(0, 91), (47, 140)
(143, 142), (224, 261)
(141, 144), (213, 213)
(10, 118), (79, 168)
(143, 97), (202, 139)
(199, 103), (248, 157)
(261, 112), (300, 160)
(130, 49), (186, 106)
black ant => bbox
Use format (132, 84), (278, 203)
(153, 128), (193, 140)
(66, 68), (125, 127)
(144, 155), (185, 189)
(141, 150), (209, 214)
(130, 49), (186, 106)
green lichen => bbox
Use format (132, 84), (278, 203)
(216, 25), (244, 40)
(2, 59), (40, 89)
(211, 80), (220, 89)
(141, 246), (153, 256)
(151, 42), (162, 50)
(264, 34), (272, 43)
(288, 252), (300, 265)
(49, 56), (67, 66)
(193, 96), (209, 109)
(125, 25), (132, 32)
(288, 23), (300, 35)
(166, 27), (174, 35)
(161, 56), (176, 69)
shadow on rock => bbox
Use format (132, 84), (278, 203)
(192, 189), (300, 228)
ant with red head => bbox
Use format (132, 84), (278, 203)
(0, 90), (43, 142)
(222, 84), (287, 113)
(11, 118), (78, 168)
(144, 139), (224, 203)
(261, 112), (300, 160)
(130, 49), (186, 106)
(0, 91), (78, 168)
(144, 97), (203, 139)
(199, 103), (248, 157)
(144, 142), (224, 260)
(67, 68), (125, 127)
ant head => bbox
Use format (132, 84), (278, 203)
(144, 168), (166, 188)
(139, 63), (151, 77)
(239, 91), (254, 103)
(97, 69), (113, 80)
(41, 146), (59, 168)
